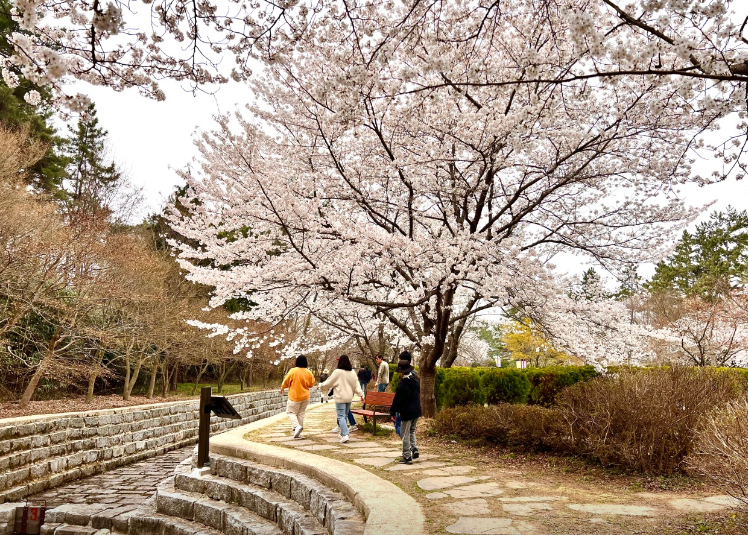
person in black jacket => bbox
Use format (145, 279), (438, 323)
(357, 366), (372, 394)
(394, 350), (415, 437)
(390, 359), (421, 464)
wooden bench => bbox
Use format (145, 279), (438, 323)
(350, 391), (395, 433)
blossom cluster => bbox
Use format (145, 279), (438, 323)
(162, 0), (747, 372)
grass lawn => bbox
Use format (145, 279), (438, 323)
(174, 382), (281, 397)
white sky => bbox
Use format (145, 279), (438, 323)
(81, 77), (748, 280)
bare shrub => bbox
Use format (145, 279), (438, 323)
(689, 400), (748, 514)
(432, 403), (563, 450)
(556, 367), (745, 474)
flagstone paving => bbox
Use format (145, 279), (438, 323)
(29, 446), (195, 508)
(245, 403), (741, 535)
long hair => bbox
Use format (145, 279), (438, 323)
(337, 355), (353, 371)
(295, 355), (308, 368)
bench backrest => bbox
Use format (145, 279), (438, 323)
(364, 391), (395, 406)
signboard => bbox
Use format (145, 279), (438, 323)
(210, 396), (241, 419)
(197, 387), (243, 468)
(13, 505), (45, 535)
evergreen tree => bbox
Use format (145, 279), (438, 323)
(0, 0), (68, 196)
(614, 264), (642, 300)
(571, 268), (607, 301)
(647, 207), (748, 298)
(476, 323), (510, 366)
(63, 103), (122, 220)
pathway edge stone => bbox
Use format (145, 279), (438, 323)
(210, 404), (426, 535)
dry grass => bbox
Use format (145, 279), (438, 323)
(0, 395), (178, 419)
(557, 367), (745, 474)
(689, 400), (748, 518)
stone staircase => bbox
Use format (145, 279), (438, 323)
(27, 454), (365, 535)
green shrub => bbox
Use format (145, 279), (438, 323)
(556, 366), (745, 474)
(479, 369), (531, 405)
(432, 403), (562, 450)
(525, 366), (598, 407)
(439, 368), (485, 407)
(432, 365), (596, 409)
(389, 363), (399, 392)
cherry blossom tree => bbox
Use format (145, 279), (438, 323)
(6, 0), (748, 168)
(646, 289), (748, 367)
(165, 0), (732, 416)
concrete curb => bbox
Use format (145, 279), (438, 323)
(210, 403), (426, 535)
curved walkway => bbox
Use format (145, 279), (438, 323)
(210, 402), (425, 535)
(243, 403), (740, 535)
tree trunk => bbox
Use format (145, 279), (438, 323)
(86, 349), (104, 403)
(377, 320), (386, 356)
(147, 360), (158, 399)
(19, 361), (47, 408)
(419, 363), (438, 418)
(20, 328), (61, 407)
(125, 357), (144, 400)
(160, 357), (170, 398)
(191, 360), (210, 395)
(216, 362), (225, 393)
(170, 364), (179, 392)
(123, 354), (132, 401)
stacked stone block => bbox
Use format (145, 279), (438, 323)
(0, 449), (365, 535)
(0, 389), (318, 504)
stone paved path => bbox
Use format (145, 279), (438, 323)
(248, 402), (741, 535)
(29, 446), (194, 508)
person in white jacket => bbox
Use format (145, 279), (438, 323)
(319, 355), (364, 443)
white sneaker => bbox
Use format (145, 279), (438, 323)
(349, 425), (359, 432)
(293, 425), (303, 438)
(331, 426), (340, 433)
(339, 435), (349, 443)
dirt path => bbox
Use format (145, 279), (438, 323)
(245, 402), (741, 535)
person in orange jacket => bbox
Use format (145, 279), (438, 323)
(280, 355), (316, 438)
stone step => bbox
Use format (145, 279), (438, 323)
(43, 524), (109, 535)
(196, 454), (364, 535)
(113, 502), (228, 535)
(155, 479), (292, 535)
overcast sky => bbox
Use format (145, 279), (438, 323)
(80, 75), (748, 279)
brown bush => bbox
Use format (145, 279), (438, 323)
(688, 400), (748, 514)
(556, 367), (745, 474)
(432, 403), (563, 450)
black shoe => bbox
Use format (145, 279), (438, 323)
(412, 450), (419, 460)
(398, 457), (412, 465)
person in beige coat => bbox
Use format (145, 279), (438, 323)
(319, 355), (364, 443)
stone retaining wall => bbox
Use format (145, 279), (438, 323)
(0, 388), (318, 504)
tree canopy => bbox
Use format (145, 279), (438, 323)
(648, 207), (748, 298)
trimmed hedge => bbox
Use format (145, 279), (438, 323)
(389, 362), (747, 411)
(525, 366), (599, 406)
(388, 364), (597, 409)
(433, 367), (748, 475)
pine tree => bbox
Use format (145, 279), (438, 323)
(63, 103), (122, 220)
(0, 0), (69, 196)
(647, 207), (748, 298)
(615, 264), (642, 300)
(572, 268), (607, 301)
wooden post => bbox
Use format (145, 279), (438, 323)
(197, 386), (212, 468)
